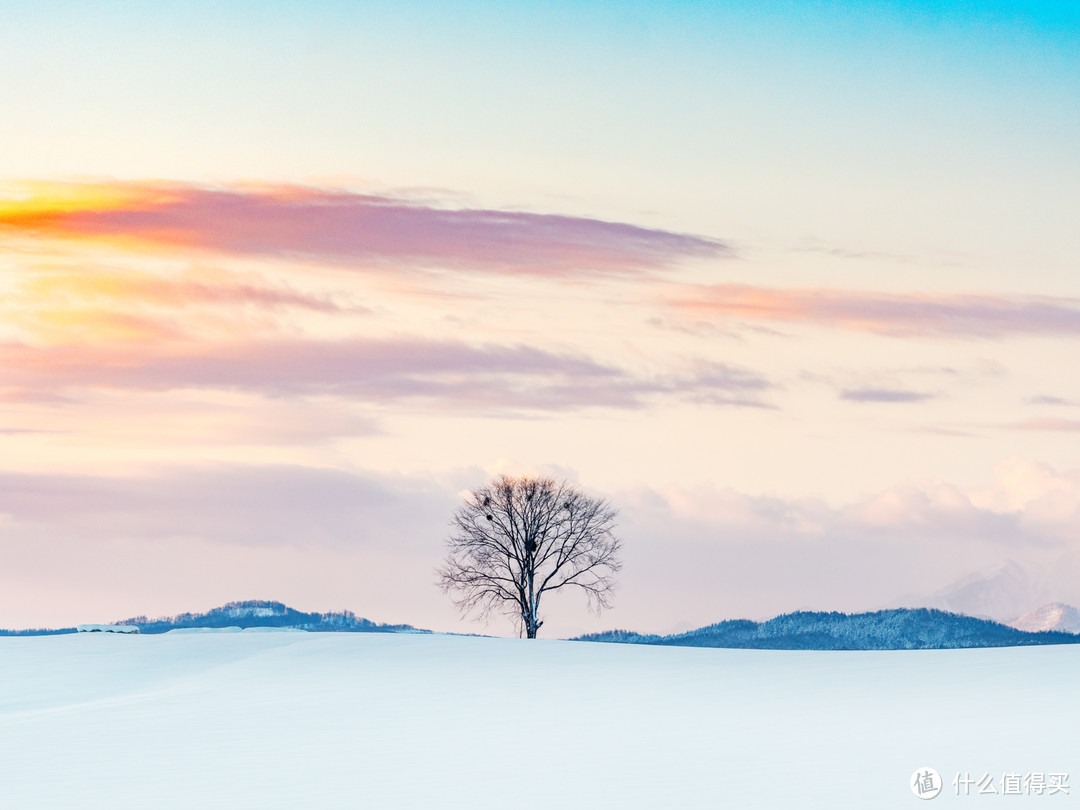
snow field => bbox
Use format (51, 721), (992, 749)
(0, 632), (1076, 809)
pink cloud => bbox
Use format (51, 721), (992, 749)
(0, 338), (773, 412)
(674, 284), (1080, 338)
(5, 268), (356, 349)
(1, 181), (728, 276)
(71, 274), (347, 314)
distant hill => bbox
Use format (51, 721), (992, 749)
(575, 608), (1080, 650)
(116, 600), (429, 634)
(1, 600), (428, 636)
(0, 626), (77, 637)
(893, 560), (1043, 621)
(1008, 603), (1080, 634)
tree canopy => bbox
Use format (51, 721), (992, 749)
(438, 475), (621, 638)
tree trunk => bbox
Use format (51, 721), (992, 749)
(523, 608), (542, 639)
(525, 551), (539, 638)
(524, 615), (542, 638)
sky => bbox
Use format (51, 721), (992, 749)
(1, 1), (1079, 635)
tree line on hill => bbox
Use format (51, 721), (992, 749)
(574, 608), (1080, 650)
(0, 600), (426, 636)
(117, 600), (427, 634)
(6, 604), (1080, 648)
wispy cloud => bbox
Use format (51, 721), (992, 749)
(1007, 418), (1080, 432)
(0, 180), (728, 277)
(673, 284), (1080, 338)
(840, 388), (935, 403)
(602, 464), (1080, 622)
(663, 361), (776, 408)
(0, 464), (453, 551)
(0, 338), (773, 413)
(22, 268), (347, 314)
(1, 263), (361, 347)
(1027, 395), (1078, 406)
(911, 425), (978, 438)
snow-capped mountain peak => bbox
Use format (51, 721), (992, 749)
(1008, 603), (1080, 634)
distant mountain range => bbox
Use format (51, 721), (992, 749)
(887, 560), (1044, 621)
(575, 608), (1080, 651)
(879, 558), (1080, 635)
(0, 600), (428, 636)
(919, 560), (1037, 619)
(884, 557), (1080, 626)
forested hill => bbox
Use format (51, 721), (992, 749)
(575, 608), (1080, 650)
(116, 600), (428, 634)
(1, 600), (428, 636)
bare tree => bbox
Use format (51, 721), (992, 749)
(438, 475), (621, 638)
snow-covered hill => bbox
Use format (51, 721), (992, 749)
(0, 633), (1075, 809)
(114, 599), (426, 634)
(577, 607), (1080, 649)
(1009, 603), (1080, 634)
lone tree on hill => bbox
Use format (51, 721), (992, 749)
(438, 475), (621, 639)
